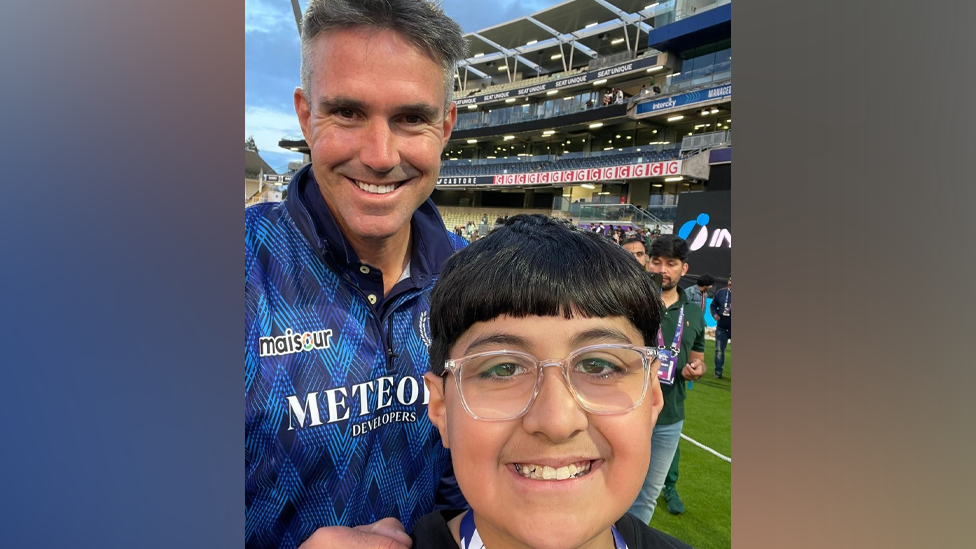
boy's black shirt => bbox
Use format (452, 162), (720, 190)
(410, 509), (694, 548)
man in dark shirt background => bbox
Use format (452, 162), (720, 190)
(710, 275), (732, 379)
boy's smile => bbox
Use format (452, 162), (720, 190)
(512, 459), (595, 481)
(425, 314), (663, 549)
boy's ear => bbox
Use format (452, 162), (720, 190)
(424, 372), (450, 448)
(648, 359), (664, 415)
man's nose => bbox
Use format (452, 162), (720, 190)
(358, 120), (400, 175)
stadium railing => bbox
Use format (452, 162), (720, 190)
(439, 147), (680, 177)
(680, 130), (729, 154)
(455, 48), (660, 103)
(573, 203), (675, 230)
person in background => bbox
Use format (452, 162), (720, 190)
(628, 235), (706, 524)
(622, 237), (649, 272)
(710, 275), (731, 380)
(684, 274), (715, 312)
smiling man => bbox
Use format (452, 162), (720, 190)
(244, 1), (469, 548)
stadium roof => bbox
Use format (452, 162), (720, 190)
(245, 149), (276, 175)
(459, 0), (662, 77)
(280, 0), (701, 152)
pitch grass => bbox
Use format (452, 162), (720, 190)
(649, 339), (731, 549)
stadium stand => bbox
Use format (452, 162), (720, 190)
(246, 179), (261, 202)
(460, 66), (588, 97)
(246, 148), (276, 205)
(277, 0), (732, 236)
(437, 207), (556, 231)
(440, 148), (681, 177)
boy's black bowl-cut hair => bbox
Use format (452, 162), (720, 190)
(429, 214), (664, 375)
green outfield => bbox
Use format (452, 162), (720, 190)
(649, 339), (732, 549)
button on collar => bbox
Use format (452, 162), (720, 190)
(360, 265), (370, 274)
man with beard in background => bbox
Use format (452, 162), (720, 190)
(628, 235), (707, 523)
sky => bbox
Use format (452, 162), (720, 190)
(244, 0), (569, 173)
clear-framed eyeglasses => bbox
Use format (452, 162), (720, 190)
(440, 344), (660, 421)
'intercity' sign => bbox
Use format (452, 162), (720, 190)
(634, 83), (731, 118)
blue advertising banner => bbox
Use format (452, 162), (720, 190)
(634, 83), (731, 117)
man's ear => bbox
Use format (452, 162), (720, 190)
(441, 101), (457, 145)
(424, 372), (450, 448)
(680, 261), (689, 278)
(294, 86), (313, 145)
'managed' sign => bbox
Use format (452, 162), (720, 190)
(635, 83), (731, 118)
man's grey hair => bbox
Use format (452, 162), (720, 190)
(300, 0), (467, 115)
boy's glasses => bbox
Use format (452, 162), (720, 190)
(440, 344), (659, 421)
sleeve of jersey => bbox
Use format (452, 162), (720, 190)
(447, 230), (469, 251)
(244, 209), (263, 483)
(432, 460), (469, 511)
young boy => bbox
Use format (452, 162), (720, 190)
(413, 215), (693, 549)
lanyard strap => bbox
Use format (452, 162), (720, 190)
(459, 511), (628, 549)
(656, 305), (685, 355)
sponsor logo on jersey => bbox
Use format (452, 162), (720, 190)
(285, 374), (429, 436)
(259, 329), (333, 357)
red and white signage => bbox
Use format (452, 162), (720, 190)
(492, 160), (681, 186)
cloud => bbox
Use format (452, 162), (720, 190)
(245, 0), (294, 34)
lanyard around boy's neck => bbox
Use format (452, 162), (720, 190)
(459, 510), (629, 549)
(657, 304), (685, 356)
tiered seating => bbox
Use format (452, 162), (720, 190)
(439, 148), (680, 177)
(461, 67), (587, 97)
(456, 50), (654, 99)
(436, 206), (557, 232)
(246, 179), (261, 201)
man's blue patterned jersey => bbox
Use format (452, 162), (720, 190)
(245, 165), (467, 548)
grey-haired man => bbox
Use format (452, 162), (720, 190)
(245, 1), (469, 548)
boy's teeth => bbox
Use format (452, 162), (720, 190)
(355, 180), (397, 194)
(515, 461), (591, 481)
